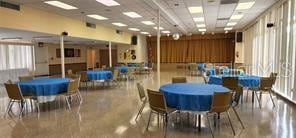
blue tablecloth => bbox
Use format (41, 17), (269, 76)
(115, 66), (128, 73)
(206, 68), (244, 76)
(197, 63), (206, 71)
(87, 70), (113, 81)
(208, 75), (260, 88)
(18, 78), (69, 96)
(160, 83), (230, 111)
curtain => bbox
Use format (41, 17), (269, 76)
(0, 44), (34, 70)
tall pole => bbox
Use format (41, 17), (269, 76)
(60, 35), (65, 78)
(109, 41), (112, 68)
(157, 9), (161, 88)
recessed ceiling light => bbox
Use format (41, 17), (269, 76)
(198, 28), (206, 32)
(123, 12), (142, 18)
(87, 14), (108, 20)
(236, 2), (255, 10)
(153, 27), (164, 30)
(193, 17), (204, 22)
(230, 15), (243, 20)
(196, 24), (206, 28)
(224, 27), (233, 31)
(225, 31), (229, 34)
(162, 31), (170, 34)
(141, 32), (150, 35)
(112, 23), (127, 27)
(95, 0), (120, 6)
(128, 28), (140, 31)
(188, 6), (203, 13)
(227, 22), (237, 26)
(142, 21), (155, 25)
(44, 1), (77, 10)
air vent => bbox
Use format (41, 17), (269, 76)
(217, 18), (230, 20)
(86, 22), (96, 29)
(220, 0), (238, 5)
(0, 1), (20, 11)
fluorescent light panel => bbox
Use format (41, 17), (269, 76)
(193, 17), (204, 22)
(87, 14), (108, 20)
(95, 0), (120, 6)
(153, 27), (164, 30)
(44, 1), (77, 10)
(230, 15), (243, 20)
(123, 12), (142, 18)
(1, 37), (22, 40)
(142, 21), (155, 25)
(188, 6), (203, 13)
(141, 32), (150, 35)
(236, 2), (255, 10)
(112, 23), (127, 27)
(162, 31), (170, 34)
(196, 24), (206, 28)
(227, 22), (237, 26)
(224, 27), (233, 31)
(128, 28), (140, 31)
(198, 29), (206, 32)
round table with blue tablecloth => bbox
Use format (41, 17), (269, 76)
(160, 83), (230, 111)
(18, 78), (69, 96)
(208, 75), (260, 88)
(87, 70), (113, 81)
(115, 66), (128, 73)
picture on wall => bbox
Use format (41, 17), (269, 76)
(74, 49), (81, 57)
(56, 48), (80, 58)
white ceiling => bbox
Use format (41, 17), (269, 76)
(4, 0), (278, 35)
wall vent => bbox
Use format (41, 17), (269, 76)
(0, 1), (20, 11)
(86, 22), (96, 29)
(220, 0), (238, 5)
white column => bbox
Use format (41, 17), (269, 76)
(60, 35), (65, 78)
(157, 9), (161, 88)
(109, 41), (112, 68)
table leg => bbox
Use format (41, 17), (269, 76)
(198, 114), (201, 132)
(252, 91), (254, 103)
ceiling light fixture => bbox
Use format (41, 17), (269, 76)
(1, 37), (22, 41)
(230, 15), (243, 20)
(128, 28), (140, 31)
(140, 32), (150, 35)
(198, 28), (206, 32)
(95, 0), (120, 6)
(123, 12), (142, 18)
(44, 1), (78, 10)
(227, 22), (237, 26)
(236, 2), (255, 10)
(188, 6), (203, 13)
(193, 17), (204, 22)
(87, 14), (108, 20)
(153, 27), (164, 30)
(162, 31), (170, 34)
(141, 21), (155, 25)
(196, 24), (206, 28)
(224, 27), (233, 31)
(112, 22), (127, 27)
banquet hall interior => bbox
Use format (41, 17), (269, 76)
(0, 0), (296, 137)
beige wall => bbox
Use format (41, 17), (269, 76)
(117, 35), (148, 63)
(0, 6), (131, 44)
(235, 42), (244, 63)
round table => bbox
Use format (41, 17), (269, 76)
(115, 66), (128, 73)
(160, 83), (230, 112)
(87, 70), (113, 81)
(208, 75), (260, 88)
(18, 78), (69, 96)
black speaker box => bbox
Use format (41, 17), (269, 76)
(131, 36), (137, 45)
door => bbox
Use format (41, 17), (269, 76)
(87, 49), (96, 70)
(99, 49), (117, 67)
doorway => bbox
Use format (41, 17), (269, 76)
(87, 49), (96, 70)
(99, 49), (117, 67)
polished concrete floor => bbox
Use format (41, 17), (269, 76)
(0, 71), (295, 138)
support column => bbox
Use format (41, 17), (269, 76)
(60, 35), (65, 78)
(157, 9), (161, 88)
(109, 41), (112, 68)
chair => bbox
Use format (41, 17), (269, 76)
(4, 82), (39, 118)
(270, 72), (278, 85)
(127, 68), (136, 80)
(135, 83), (147, 121)
(253, 77), (276, 108)
(76, 71), (89, 89)
(229, 70), (240, 75)
(67, 69), (73, 75)
(231, 86), (245, 129)
(215, 67), (221, 75)
(19, 75), (34, 81)
(206, 91), (235, 137)
(109, 69), (120, 86)
(172, 77), (187, 83)
(189, 63), (198, 76)
(68, 74), (81, 80)
(60, 79), (82, 110)
(146, 89), (177, 136)
(222, 77), (239, 91)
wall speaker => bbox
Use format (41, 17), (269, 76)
(131, 35), (137, 45)
(236, 32), (243, 43)
(267, 23), (274, 28)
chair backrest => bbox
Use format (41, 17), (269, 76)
(238, 66), (246, 72)
(68, 74), (81, 80)
(229, 70), (240, 75)
(215, 67), (220, 75)
(269, 72), (278, 85)
(190, 63), (197, 70)
(210, 91), (233, 113)
(113, 69), (119, 80)
(222, 77), (238, 91)
(67, 79), (80, 94)
(137, 83), (146, 101)
(147, 89), (167, 113)
(259, 77), (274, 91)
(76, 71), (88, 82)
(172, 77), (187, 83)
(67, 70), (73, 75)
(19, 75), (34, 81)
(128, 68), (135, 74)
(4, 83), (23, 100)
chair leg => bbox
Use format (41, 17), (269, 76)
(65, 97), (71, 111)
(206, 113), (214, 138)
(226, 111), (235, 136)
(232, 107), (245, 129)
(164, 113), (168, 138)
(5, 99), (13, 117)
(254, 91), (262, 108)
(135, 101), (146, 121)
(19, 101), (26, 119)
(146, 111), (152, 131)
(35, 100), (40, 113)
(267, 90), (276, 107)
